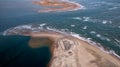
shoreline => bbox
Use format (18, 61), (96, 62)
(32, 0), (82, 12)
(3, 27), (120, 66)
(24, 31), (120, 67)
(3, 26), (120, 60)
(71, 33), (120, 61)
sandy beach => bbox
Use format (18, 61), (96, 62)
(32, 0), (81, 12)
(26, 31), (120, 67)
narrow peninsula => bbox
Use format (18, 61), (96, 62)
(5, 29), (120, 67)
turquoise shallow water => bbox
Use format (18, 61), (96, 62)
(0, 0), (120, 66)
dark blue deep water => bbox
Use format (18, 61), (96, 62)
(0, 35), (51, 67)
(0, 0), (120, 67)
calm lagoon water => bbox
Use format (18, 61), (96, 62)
(0, 35), (51, 67)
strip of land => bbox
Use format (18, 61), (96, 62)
(32, 0), (81, 12)
(27, 31), (120, 67)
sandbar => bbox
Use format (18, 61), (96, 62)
(26, 31), (120, 67)
(32, 0), (81, 12)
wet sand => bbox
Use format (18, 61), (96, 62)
(27, 31), (120, 67)
(32, 0), (81, 12)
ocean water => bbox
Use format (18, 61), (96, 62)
(0, 0), (120, 66)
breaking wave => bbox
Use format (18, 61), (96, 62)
(72, 16), (113, 24)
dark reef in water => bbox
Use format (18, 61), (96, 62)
(0, 35), (51, 67)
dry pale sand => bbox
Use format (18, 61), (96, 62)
(27, 31), (120, 67)
(32, 0), (81, 12)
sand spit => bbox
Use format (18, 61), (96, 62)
(32, 0), (82, 12)
(3, 25), (120, 67)
(26, 31), (120, 67)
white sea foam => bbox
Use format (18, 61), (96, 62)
(70, 24), (75, 27)
(72, 17), (82, 20)
(96, 34), (101, 38)
(102, 20), (113, 24)
(72, 16), (90, 22)
(90, 31), (96, 34)
(72, 16), (97, 22)
(102, 20), (107, 24)
(90, 31), (111, 42)
(72, 16), (113, 25)
(115, 39), (120, 48)
(83, 26), (88, 29)
(39, 23), (46, 27)
(83, 17), (90, 22)
(106, 38), (111, 41)
(87, 38), (92, 40)
(115, 39), (120, 43)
